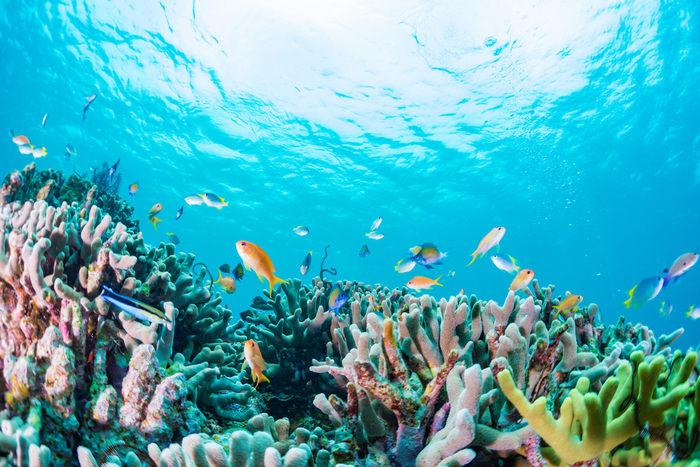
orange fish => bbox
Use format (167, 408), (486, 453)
(406, 275), (443, 292)
(148, 203), (163, 230)
(552, 294), (582, 319)
(235, 241), (288, 295)
(468, 227), (506, 266)
(242, 340), (270, 389)
(214, 270), (236, 294)
(509, 269), (534, 292)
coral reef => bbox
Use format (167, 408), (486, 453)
(0, 164), (699, 467)
(0, 164), (236, 464)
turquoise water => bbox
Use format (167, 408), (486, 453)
(1, 0), (699, 348)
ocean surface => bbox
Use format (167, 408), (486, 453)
(1, 0), (699, 348)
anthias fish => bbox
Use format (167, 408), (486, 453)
(406, 275), (442, 292)
(242, 340), (270, 389)
(236, 240), (288, 294)
(468, 227), (506, 266)
(509, 269), (534, 292)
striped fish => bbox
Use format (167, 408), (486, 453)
(101, 286), (170, 325)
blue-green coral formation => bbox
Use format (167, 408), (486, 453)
(0, 165), (699, 467)
(0, 165), (236, 464)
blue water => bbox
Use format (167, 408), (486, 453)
(1, 0), (699, 348)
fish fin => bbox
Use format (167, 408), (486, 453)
(425, 265), (433, 269)
(467, 253), (477, 266)
(687, 310), (691, 317)
(661, 275), (671, 289)
(258, 372), (270, 385)
(255, 271), (264, 283)
(269, 275), (289, 295)
(623, 297), (631, 309)
(241, 360), (247, 371)
(151, 217), (163, 231)
(243, 262), (251, 271)
(409, 246), (421, 255)
(434, 275), (443, 287)
(552, 309), (561, 320)
(214, 270), (222, 284)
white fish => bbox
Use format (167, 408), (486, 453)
(42, 113), (47, 128)
(491, 254), (520, 274)
(185, 195), (204, 206)
(370, 217), (383, 231)
(31, 147), (47, 158)
(395, 258), (416, 273)
(366, 231), (384, 240)
(18, 144), (33, 155)
(687, 306), (700, 319)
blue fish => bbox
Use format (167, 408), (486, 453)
(359, 244), (369, 258)
(623, 277), (663, 309)
(300, 251), (312, 275)
(328, 285), (349, 315)
(176, 206), (183, 220)
(101, 286), (170, 324)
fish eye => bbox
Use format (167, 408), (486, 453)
(241, 242), (246, 246)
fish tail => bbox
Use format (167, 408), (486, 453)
(258, 371), (270, 385)
(623, 284), (637, 309)
(434, 275), (443, 287)
(151, 217), (163, 230)
(214, 270), (222, 284)
(552, 309), (561, 320)
(269, 275), (289, 295)
(467, 253), (478, 266)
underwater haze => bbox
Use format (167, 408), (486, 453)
(1, 0), (699, 348)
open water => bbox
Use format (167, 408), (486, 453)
(1, 0), (699, 348)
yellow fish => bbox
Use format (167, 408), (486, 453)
(509, 269), (534, 292)
(468, 227), (506, 266)
(214, 270), (236, 294)
(366, 295), (381, 313)
(552, 294), (582, 319)
(235, 240), (288, 295)
(242, 340), (270, 390)
(148, 203), (163, 230)
(406, 275), (443, 292)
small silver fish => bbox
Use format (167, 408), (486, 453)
(41, 113), (47, 128)
(491, 254), (520, 274)
(185, 195), (204, 206)
(370, 217), (383, 231)
(83, 94), (97, 120)
(293, 225), (309, 236)
(366, 231), (384, 240)
(199, 193), (228, 209)
(395, 258), (416, 273)
(176, 206), (183, 220)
